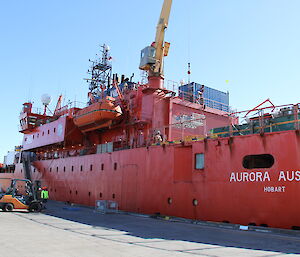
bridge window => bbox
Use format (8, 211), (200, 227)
(195, 153), (205, 169)
(243, 154), (274, 169)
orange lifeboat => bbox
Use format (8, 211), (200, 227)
(73, 97), (122, 132)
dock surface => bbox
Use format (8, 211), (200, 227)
(0, 201), (299, 257)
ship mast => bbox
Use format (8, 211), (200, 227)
(85, 44), (112, 101)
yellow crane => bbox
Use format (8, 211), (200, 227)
(139, 0), (172, 86)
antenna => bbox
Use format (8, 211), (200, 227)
(188, 62), (191, 85)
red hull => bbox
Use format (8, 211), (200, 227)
(3, 129), (299, 229)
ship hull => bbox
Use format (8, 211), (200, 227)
(2, 129), (300, 229)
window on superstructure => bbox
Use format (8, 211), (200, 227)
(243, 154), (274, 169)
(71, 166), (74, 172)
(54, 128), (56, 133)
(42, 132), (44, 136)
(101, 164), (104, 171)
(80, 165), (83, 171)
(90, 164), (93, 171)
(114, 163), (117, 170)
(195, 153), (205, 170)
(48, 130), (50, 135)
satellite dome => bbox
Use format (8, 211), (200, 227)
(104, 44), (110, 51)
(41, 94), (51, 106)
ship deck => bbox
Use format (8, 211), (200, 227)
(1, 201), (299, 257)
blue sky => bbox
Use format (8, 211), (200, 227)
(0, 0), (300, 159)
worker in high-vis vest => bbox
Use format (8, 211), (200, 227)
(41, 187), (49, 203)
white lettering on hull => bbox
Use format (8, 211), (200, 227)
(229, 171), (270, 182)
(264, 186), (286, 193)
(229, 170), (300, 193)
(278, 171), (300, 182)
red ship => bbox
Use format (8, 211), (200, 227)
(1, 0), (300, 230)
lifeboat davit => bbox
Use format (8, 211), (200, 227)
(73, 97), (122, 132)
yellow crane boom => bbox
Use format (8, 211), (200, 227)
(153, 0), (172, 74)
(139, 0), (172, 78)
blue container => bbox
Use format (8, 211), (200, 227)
(179, 82), (229, 112)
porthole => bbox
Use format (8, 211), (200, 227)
(192, 199), (198, 206)
(243, 154), (274, 169)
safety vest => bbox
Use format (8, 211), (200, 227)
(41, 190), (49, 199)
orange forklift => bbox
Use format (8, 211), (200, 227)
(0, 178), (43, 212)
